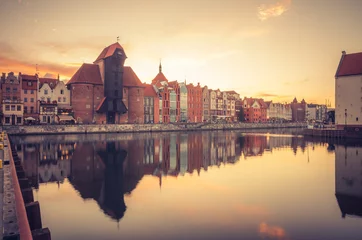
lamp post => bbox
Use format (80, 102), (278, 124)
(344, 109), (347, 130)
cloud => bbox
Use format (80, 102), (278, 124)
(255, 92), (279, 97)
(259, 222), (288, 240)
(258, 0), (292, 21)
(0, 56), (78, 79)
(284, 78), (309, 85)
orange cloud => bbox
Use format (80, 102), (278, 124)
(0, 56), (78, 79)
(258, 0), (292, 21)
(259, 222), (288, 239)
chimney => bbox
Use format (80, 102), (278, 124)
(342, 50), (346, 55)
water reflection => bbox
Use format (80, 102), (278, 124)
(10, 131), (362, 239)
(335, 141), (362, 219)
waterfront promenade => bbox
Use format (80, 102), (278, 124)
(3, 122), (306, 135)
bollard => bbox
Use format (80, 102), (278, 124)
(22, 188), (34, 204)
(32, 228), (51, 240)
(26, 201), (43, 231)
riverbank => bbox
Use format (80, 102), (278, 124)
(3, 122), (306, 136)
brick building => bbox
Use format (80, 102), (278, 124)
(242, 97), (268, 123)
(67, 42), (143, 124)
(121, 66), (144, 124)
(1, 72), (23, 125)
(151, 63), (170, 123)
(187, 83), (202, 122)
(20, 74), (38, 121)
(168, 81), (181, 122)
(291, 98), (307, 122)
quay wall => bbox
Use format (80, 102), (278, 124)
(3, 123), (307, 136)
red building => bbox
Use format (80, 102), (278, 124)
(67, 42), (144, 124)
(187, 83), (203, 122)
(242, 97), (268, 123)
(151, 64), (170, 123)
(290, 98), (307, 122)
(1, 72), (23, 125)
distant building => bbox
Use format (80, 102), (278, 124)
(179, 82), (188, 122)
(151, 63), (170, 123)
(335, 51), (362, 130)
(290, 98), (307, 122)
(224, 90), (239, 121)
(306, 104), (327, 122)
(266, 101), (292, 122)
(186, 83), (202, 122)
(1, 72), (23, 125)
(242, 97), (267, 123)
(20, 74), (38, 122)
(209, 89), (217, 120)
(202, 86), (210, 121)
(168, 81), (181, 122)
(144, 83), (159, 123)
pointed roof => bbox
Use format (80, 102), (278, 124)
(144, 83), (158, 97)
(67, 63), (103, 86)
(123, 67), (144, 88)
(20, 74), (38, 81)
(152, 72), (169, 85)
(39, 77), (59, 89)
(336, 51), (362, 77)
(94, 42), (126, 63)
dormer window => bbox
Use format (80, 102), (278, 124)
(44, 89), (48, 95)
(28, 82), (32, 86)
(60, 89), (64, 95)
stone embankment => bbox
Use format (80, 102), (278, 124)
(4, 122), (306, 135)
(2, 134), (51, 239)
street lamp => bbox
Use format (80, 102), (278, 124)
(344, 109), (347, 130)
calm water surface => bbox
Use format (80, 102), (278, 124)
(10, 130), (362, 240)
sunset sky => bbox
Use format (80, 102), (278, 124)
(1, 0), (362, 105)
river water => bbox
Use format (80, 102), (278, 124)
(10, 130), (362, 240)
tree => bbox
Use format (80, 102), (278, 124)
(238, 108), (245, 122)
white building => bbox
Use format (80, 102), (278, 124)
(335, 51), (362, 130)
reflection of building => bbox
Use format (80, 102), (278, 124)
(335, 144), (362, 218)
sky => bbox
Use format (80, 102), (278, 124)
(1, 0), (362, 105)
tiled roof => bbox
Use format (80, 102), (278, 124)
(66, 63), (103, 86)
(144, 83), (158, 97)
(39, 77), (59, 89)
(123, 66), (144, 87)
(151, 72), (168, 85)
(94, 42), (126, 63)
(336, 52), (362, 77)
(20, 74), (37, 81)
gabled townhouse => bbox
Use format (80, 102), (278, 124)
(19, 73), (38, 122)
(202, 86), (210, 122)
(242, 97), (267, 123)
(1, 72), (23, 125)
(151, 63), (170, 123)
(179, 82), (188, 122)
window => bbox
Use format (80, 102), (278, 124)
(17, 105), (21, 111)
(6, 87), (10, 93)
(86, 104), (90, 109)
(63, 97), (66, 102)
(44, 89), (48, 95)
(357, 117), (359, 122)
(30, 98), (34, 102)
(24, 89), (28, 94)
(13, 87), (17, 93)
(17, 117), (22, 124)
(28, 81), (32, 86)
(13, 96), (17, 101)
(24, 106), (28, 113)
(30, 90), (34, 94)
(58, 97), (61, 102)
(30, 107), (34, 113)
(5, 105), (10, 111)
(47, 98), (51, 103)
(60, 89), (64, 95)
(43, 116), (46, 122)
(11, 105), (15, 111)
(5, 117), (10, 124)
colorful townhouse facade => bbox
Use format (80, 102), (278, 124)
(1, 72), (23, 125)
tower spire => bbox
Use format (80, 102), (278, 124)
(117, 36), (119, 43)
(159, 59), (162, 73)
